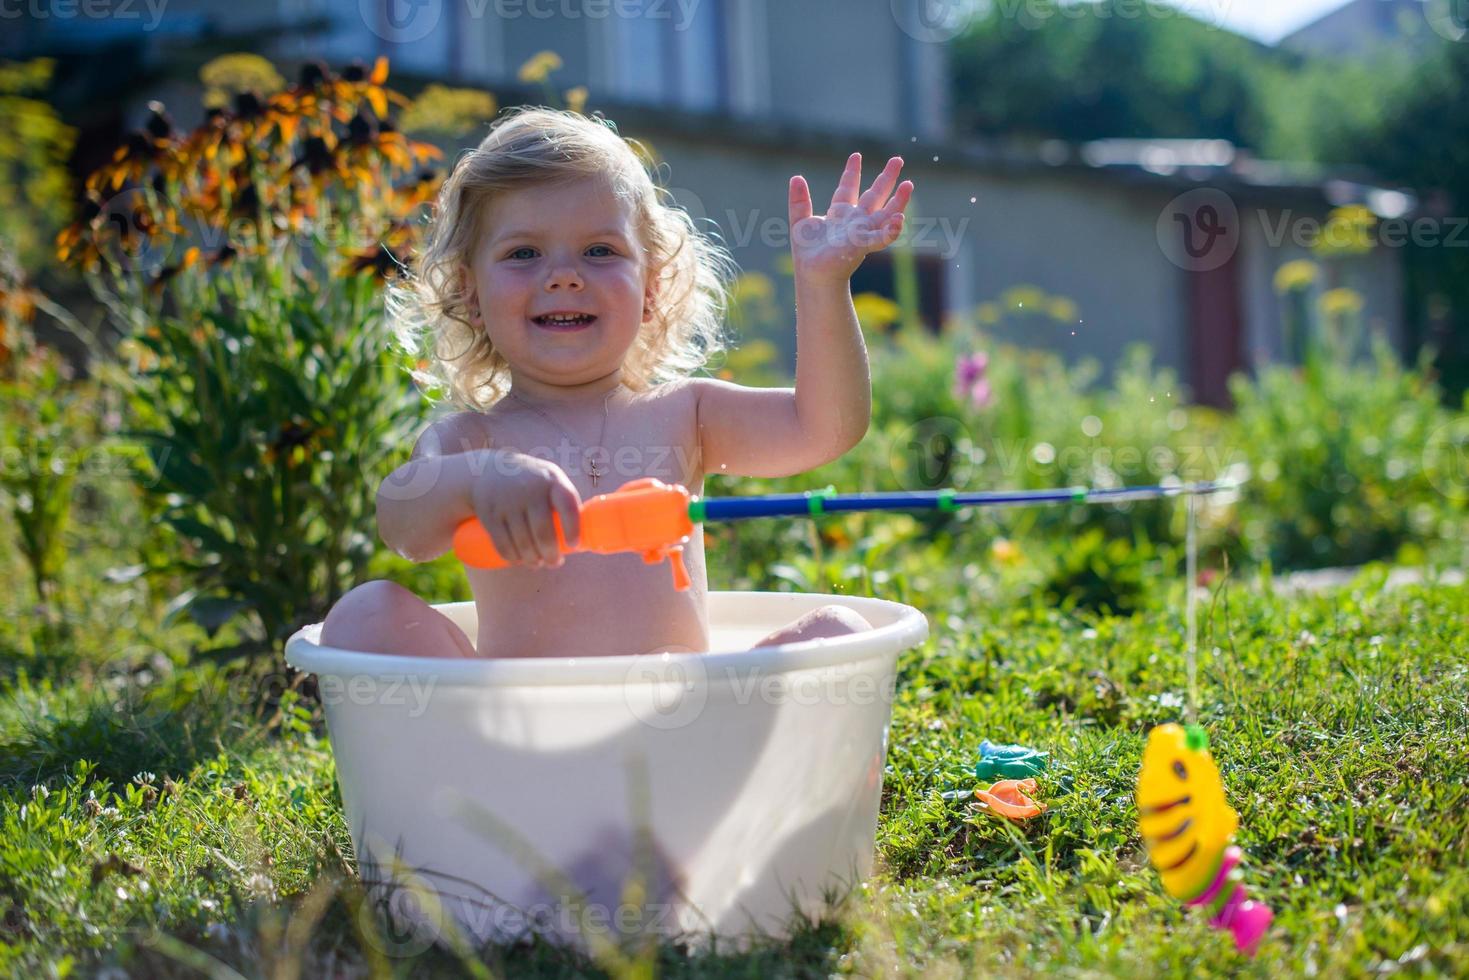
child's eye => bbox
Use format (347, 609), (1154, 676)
(506, 247), (537, 260)
(586, 244), (616, 257)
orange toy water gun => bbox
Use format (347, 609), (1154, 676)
(451, 479), (1241, 591)
(452, 478), (696, 590)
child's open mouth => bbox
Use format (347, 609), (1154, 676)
(531, 313), (597, 331)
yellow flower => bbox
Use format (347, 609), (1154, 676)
(723, 339), (780, 376)
(399, 84), (497, 137)
(199, 53), (285, 102)
(1273, 259), (1318, 294)
(853, 292), (902, 333)
(990, 538), (1021, 565)
(518, 51), (563, 84)
(1000, 284), (1047, 312)
(732, 272), (775, 305)
(1315, 204), (1376, 258)
(565, 86), (589, 114)
(1320, 288), (1364, 318)
(1045, 296), (1078, 323)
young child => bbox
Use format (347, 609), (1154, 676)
(320, 107), (913, 659)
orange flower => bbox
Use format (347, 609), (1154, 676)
(85, 102), (184, 195)
(342, 221), (414, 280)
(147, 247), (201, 294)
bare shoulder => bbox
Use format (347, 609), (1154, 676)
(671, 375), (742, 421)
(645, 376), (702, 414)
(409, 409), (497, 460)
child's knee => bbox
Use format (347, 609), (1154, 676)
(321, 580), (475, 658)
(752, 604), (872, 648)
(806, 604), (872, 638)
(323, 580), (411, 631)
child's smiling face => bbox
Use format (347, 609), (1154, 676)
(467, 175), (654, 391)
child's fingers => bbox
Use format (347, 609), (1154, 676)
(788, 175), (813, 226)
(858, 156), (904, 212)
(527, 503), (563, 565)
(830, 152), (862, 209)
(879, 212), (905, 246)
(549, 480), (582, 549)
(515, 511), (555, 567)
(877, 180), (914, 222)
(503, 514), (540, 566)
(491, 516), (526, 566)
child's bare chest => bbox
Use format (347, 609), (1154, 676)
(481, 382), (701, 496)
(462, 382), (710, 658)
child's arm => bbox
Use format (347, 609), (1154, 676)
(693, 154), (912, 479)
(380, 413), (582, 566)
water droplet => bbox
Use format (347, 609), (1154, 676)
(969, 196), (977, 204)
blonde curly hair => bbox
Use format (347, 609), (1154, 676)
(390, 106), (738, 411)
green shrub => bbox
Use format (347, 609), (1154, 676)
(1231, 335), (1461, 569)
(0, 346), (96, 649)
(57, 57), (441, 651)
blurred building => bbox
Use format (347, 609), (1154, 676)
(1281, 0), (1451, 57)
(9, 0), (1416, 406)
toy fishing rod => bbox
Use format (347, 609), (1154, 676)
(452, 477), (1238, 590)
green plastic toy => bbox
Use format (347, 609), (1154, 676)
(974, 740), (1049, 780)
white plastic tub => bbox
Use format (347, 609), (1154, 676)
(284, 590), (928, 950)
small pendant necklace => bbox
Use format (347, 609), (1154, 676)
(508, 386), (618, 489)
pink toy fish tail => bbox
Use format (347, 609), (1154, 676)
(1216, 894), (1273, 957)
(1186, 846), (1273, 957)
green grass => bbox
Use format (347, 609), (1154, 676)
(2, 534), (1466, 977)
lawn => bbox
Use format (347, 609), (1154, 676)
(3, 497), (1465, 977)
(4, 43), (1467, 980)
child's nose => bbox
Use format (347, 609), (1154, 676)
(544, 263), (583, 291)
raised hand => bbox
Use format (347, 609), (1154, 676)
(788, 153), (914, 285)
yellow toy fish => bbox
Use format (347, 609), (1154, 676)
(1136, 723), (1273, 955)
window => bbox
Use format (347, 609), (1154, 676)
(674, 0), (725, 111)
(616, 2), (673, 105)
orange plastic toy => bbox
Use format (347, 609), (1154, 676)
(451, 477), (695, 590)
(972, 778), (1047, 821)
